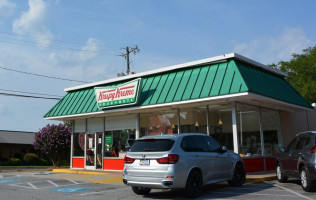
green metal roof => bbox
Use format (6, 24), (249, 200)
(44, 59), (311, 118)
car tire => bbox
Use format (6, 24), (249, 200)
(184, 170), (203, 198)
(276, 163), (288, 183)
(228, 162), (246, 187)
(131, 186), (151, 195)
(300, 166), (315, 192)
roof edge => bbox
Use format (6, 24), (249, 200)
(65, 53), (287, 92)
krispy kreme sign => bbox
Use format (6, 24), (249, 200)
(95, 78), (141, 109)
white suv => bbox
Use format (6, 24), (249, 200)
(123, 133), (245, 197)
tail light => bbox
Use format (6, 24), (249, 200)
(156, 154), (179, 164)
(311, 145), (316, 153)
(124, 155), (135, 164)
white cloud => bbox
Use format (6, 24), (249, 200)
(232, 28), (314, 64)
(0, 0), (16, 23)
(79, 37), (103, 61)
(12, 0), (53, 47)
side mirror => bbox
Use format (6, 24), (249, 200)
(222, 146), (227, 152)
(279, 147), (285, 152)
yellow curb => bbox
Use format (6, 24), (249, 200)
(245, 176), (277, 183)
(52, 169), (108, 175)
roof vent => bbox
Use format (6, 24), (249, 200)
(312, 103), (316, 109)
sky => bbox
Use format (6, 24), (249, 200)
(0, 0), (315, 132)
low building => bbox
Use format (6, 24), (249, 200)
(44, 53), (315, 173)
(0, 130), (35, 163)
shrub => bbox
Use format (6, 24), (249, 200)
(24, 153), (39, 165)
(8, 158), (22, 166)
(39, 158), (52, 166)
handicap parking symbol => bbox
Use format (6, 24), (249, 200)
(51, 186), (93, 193)
(0, 179), (21, 184)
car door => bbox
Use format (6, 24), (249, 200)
(204, 136), (232, 180)
(288, 137), (307, 175)
(282, 137), (297, 172)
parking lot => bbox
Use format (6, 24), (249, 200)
(0, 170), (315, 200)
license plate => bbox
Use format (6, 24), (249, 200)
(140, 159), (150, 166)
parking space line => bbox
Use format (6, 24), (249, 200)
(66, 179), (80, 184)
(47, 180), (59, 187)
(212, 191), (293, 197)
(80, 188), (130, 196)
(264, 181), (315, 200)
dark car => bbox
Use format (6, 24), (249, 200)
(276, 131), (316, 192)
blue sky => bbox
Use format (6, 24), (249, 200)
(0, 0), (315, 132)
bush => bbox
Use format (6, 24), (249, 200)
(60, 160), (70, 166)
(24, 153), (39, 165)
(39, 158), (52, 166)
(8, 158), (22, 166)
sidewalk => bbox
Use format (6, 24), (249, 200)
(52, 168), (277, 183)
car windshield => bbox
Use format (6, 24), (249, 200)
(129, 139), (175, 152)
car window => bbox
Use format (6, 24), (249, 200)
(287, 137), (297, 151)
(204, 136), (222, 152)
(129, 139), (175, 152)
(305, 137), (310, 146)
(181, 136), (208, 152)
(295, 137), (305, 150)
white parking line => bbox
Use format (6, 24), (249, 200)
(47, 180), (59, 187)
(80, 188), (130, 196)
(212, 191), (293, 197)
(264, 181), (315, 200)
(66, 179), (79, 184)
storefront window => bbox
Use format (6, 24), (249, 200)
(140, 110), (178, 136)
(73, 132), (84, 157)
(104, 129), (135, 158)
(209, 104), (233, 150)
(180, 107), (207, 134)
(237, 103), (261, 157)
(260, 108), (282, 156)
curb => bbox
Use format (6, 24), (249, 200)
(245, 176), (277, 183)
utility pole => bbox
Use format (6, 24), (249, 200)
(120, 45), (140, 75)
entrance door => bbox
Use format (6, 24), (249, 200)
(85, 134), (96, 170)
(96, 133), (103, 169)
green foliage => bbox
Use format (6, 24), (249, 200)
(33, 123), (71, 167)
(24, 153), (39, 165)
(8, 158), (22, 166)
(270, 46), (316, 104)
(39, 158), (52, 166)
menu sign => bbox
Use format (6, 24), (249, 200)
(95, 78), (141, 109)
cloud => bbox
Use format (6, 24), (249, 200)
(232, 28), (314, 64)
(79, 37), (103, 61)
(0, 0), (16, 23)
(12, 0), (53, 47)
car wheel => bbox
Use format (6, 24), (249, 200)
(131, 186), (151, 195)
(228, 162), (246, 187)
(276, 163), (287, 183)
(300, 166), (315, 192)
(184, 170), (203, 198)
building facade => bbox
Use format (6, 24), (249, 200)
(45, 53), (314, 173)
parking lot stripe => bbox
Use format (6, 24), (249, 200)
(79, 188), (130, 196)
(212, 191), (293, 197)
(66, 179), (79, 184)
(264, 181), (315, 200)
(47, 180), (59, 187)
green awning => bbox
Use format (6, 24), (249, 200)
(44, 59), (312, 119)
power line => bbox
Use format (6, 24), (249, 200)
(0, 31), (120, 50)
(0, 66), (91, 83)
(0, 88), (63, 98)
(0, 92), (61, 100)
(0, 39), (121, 56)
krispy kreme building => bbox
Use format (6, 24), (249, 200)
(44, 53), (314, 172)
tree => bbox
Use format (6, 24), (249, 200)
(270, 45), (316, 104)
(33, 123), (71, 167)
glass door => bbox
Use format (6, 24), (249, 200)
(85, 134), (96, 170)
(96, 133), (103, 169)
